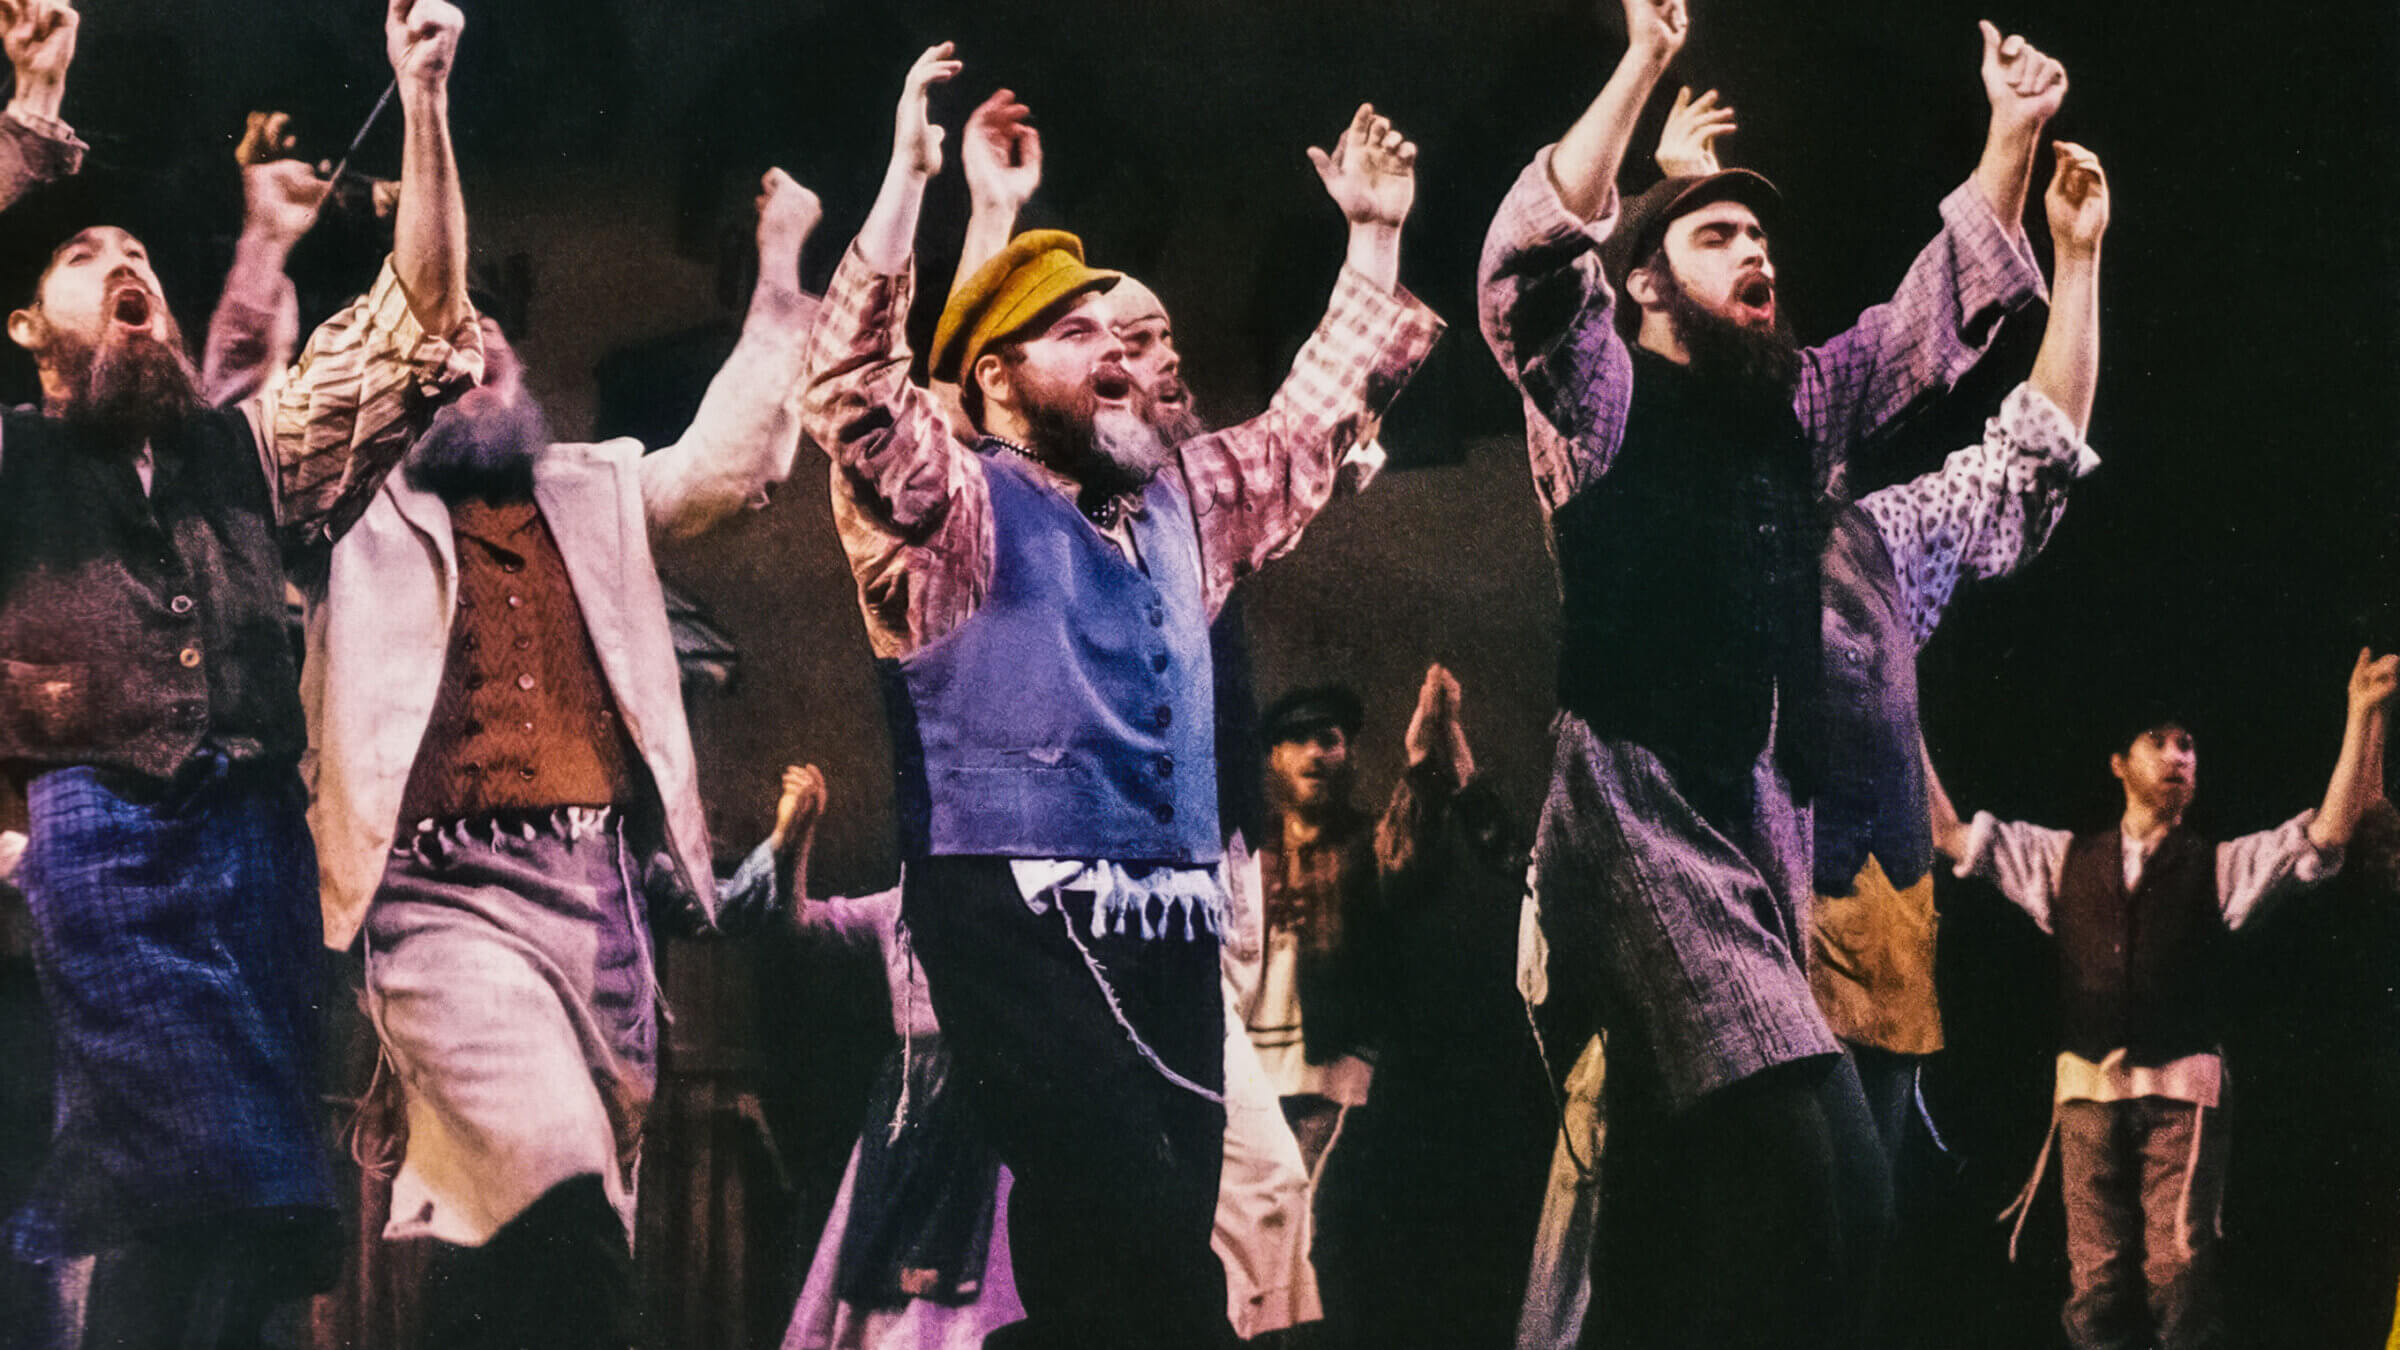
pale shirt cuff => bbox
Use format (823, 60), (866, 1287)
(4, 103), (86, 161)
(0, 829), (24, 884)
(1955, 810), (2000, 878)
(2055, 1049), (2223, 1108)
(1998, 383), (2100, 479)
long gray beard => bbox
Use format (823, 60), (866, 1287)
(405, 397), (553, 502)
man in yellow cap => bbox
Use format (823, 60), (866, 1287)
(797, 42), (1440, 1350)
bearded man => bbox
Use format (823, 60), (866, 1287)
(194, 156), (818, 1346)
(799, 44), (1438, 1350)
(1476, 1), (2065, 1345)
(0, 3), (478, 1343)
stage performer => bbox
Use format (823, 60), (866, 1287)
(797, 43), (1439, 1348)
(1475, 0), (2065, 1342)
(1929, 652), (2395, 1350)
(211, 148), (822, 1343)
(0, 2), (478, 1343)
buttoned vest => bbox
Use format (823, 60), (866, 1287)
(2054, 827), (2226, 1064)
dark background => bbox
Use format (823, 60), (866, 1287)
(0, 0), (2393, 1345)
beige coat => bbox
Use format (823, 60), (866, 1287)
(304, 290), (815, 950)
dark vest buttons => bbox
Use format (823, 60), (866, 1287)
(1147, 606), (1165, 628)
(1150, 652), (1170, 673)
(1156, 754), (1175, 778)
(1152, 705), (1173, 730)
(462, 719), (484, 736)
(1153, 804), (1176, 824)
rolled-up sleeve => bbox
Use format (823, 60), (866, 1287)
(1861, 382), (2099, 647)
(1797, 180), (2046, 479)
(1477, 146), (1633, 515)
(0, 105), (85, 212)
(244, 258), (484, 549)
(1179, 267), (1442, 618)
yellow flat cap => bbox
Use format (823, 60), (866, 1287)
(932, 229), (1122, 385)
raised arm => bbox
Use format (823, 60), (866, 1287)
(386, 0), (467, 337)
(951, 86), (1040, 296)
(1552, 0), (1685, 219)
(1378, 663), (1475, 878)
(799, 44), (995, 660)
(639, 168), (822, 541)
(715, 764), (826, 934)
(2031, 142), (2105, 434)
(2310, 649), (2399, 851)
(1476, 0), (1682, 512)
(1793, 23), (2056, 464)
(1181, 104), (1442, 617)
(1972, 20), (2065, 237)
(1856, 144), (2111, 646)
(0, 0), (82, 210)
(203, 117), (326, 408)
(246, 2), (483, 548)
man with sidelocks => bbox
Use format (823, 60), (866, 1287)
(0, 2), (478, 1342)
(1478, 0), (2066, 1342)
(800, 43), (1439, 1348)
(1928, 654), (2394, 1350)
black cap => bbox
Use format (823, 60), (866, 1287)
(1259, 684), (1364, 747)
(1600, 168), (1783, 287)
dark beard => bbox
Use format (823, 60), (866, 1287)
(1021, 389), (1170, 502)
(50, 326), (202, 449)
(405, 396), (552, 502)
(1658, 268), (1800, 400)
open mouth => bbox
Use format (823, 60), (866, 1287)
(1734, 274), (1774, 317)
(1093, 368), (1133, 402)
(109, 285), (154, 330)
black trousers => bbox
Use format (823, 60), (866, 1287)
(80, 1207), (337, 1350)
(1588, 1052), (1891, 1350)
(415, 1174), (638, 1350)
(902, 856), (1230, 1350)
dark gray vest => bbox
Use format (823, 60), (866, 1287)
(1812, 503), (1931, 894)
(2055, 828), (2227, 1065)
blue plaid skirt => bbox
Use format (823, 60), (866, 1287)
(5, 754), (334, 1260)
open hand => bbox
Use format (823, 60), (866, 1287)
(387, 0), (464, 91)
(1308, 103), (1416, 229)
(1405, 663), (1463, 766)
(961, 87), (1041, 211)
(1656, 86), (1734, 177)
(2043, 141), (2108, 256)
(1979, 20), (2065, 136)
(1, 0), (75, 91)
(2350, 648), (2400, 720)
(894, 42), (963, 180)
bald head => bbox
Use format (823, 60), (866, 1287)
(1106, 276), (1201, 443)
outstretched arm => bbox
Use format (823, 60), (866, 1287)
(1182, 104), (1442, 617)
(951, 86), (1040, 295)
(2310, 649), (2399, 851)
(1923, 734), (2071, 933)
(0, 0), (83, 208)
(640, 168), (823, 540)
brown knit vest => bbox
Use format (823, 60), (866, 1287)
(398, 498), (638, 820)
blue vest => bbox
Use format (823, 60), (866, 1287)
(1811, 503), (1932, 895)
(881, 447), (1221, 865)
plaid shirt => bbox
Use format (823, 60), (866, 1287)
(799, 244), (1443, 660)
(1477, 145), (2045, 517)
(0, 104), (84, 209)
